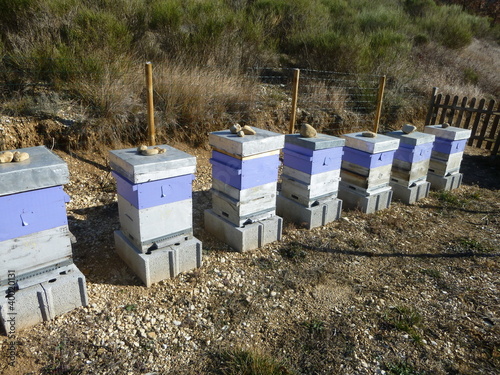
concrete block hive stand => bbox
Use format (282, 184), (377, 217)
(424, 125), (472, 191)
(0, 146), (88, 331)
(204, 127), (285, 252)
(109, 145), (202, 287)
(277, 133), (345, 229)
(386, 130), (435, 204)
(338, 132), (400, 214)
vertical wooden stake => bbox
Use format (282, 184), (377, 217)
(425, 87), (439, 125)
(289, 69), (300, 134)
(145, 62), (156, 146)
(373, 75), (386, 134)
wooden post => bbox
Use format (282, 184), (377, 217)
(425, 87), (438, 125)
(289, 69), (300, 134)
(145, 62), (156, 146)
(373, 75), (386, 134)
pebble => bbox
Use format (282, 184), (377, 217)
(442, 122), (450, 128)
(230, 123), (241, 134)
(237, 130), (245, 137)
(0, 151), (13, 163)
(242, 125), (256, 135)
(172, 320), (182, 326)
(361, 131), (377, 138)
(300, 123), (317, 138)
(402, 124), (416, 134)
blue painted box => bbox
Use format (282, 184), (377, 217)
(433, 137), (467, 155)
(112, 171), (193, 210)
(394, 142), (433, 164)
(210, 151), (280, 190)
(282, 146), (343, 175)
(342, 147), (395, 169)
(0, 186), (69, 242)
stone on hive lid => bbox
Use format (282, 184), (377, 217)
(386, 130), (435, 146)
(0, 146), (69, 197)
(109, 144), (196, 184)
(300, 124), (317, 138)
(424, 125), (472, 141)
(209, 127), (285, 157)
(285, 133), (345, 150)
(341, 132), (400, 153)
(402, 124), (417, 134)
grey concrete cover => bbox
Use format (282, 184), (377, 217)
(424, 125), (472, 140)
(0, 146), (69, 196)
(109, 145), (196, 184)
(386, 130), (435, 146)
(285, 133), (345, 150)
(209, 127), (285, 157)
(341, 132), (400, 153)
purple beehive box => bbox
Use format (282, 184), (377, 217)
(282, 145), (343, 175)
(393, 143), (433, 164)
(113, 171), (193, 210)
(210, 151), (280, 190)
(0, 186), (69, 242)
(342, 147), (395, 169)
(433, 138), (467, 155)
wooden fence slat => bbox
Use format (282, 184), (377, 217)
(476, 99), (496, 148)
(469, 98), (486, 146)
(455, 96), (468, 128)
(486, 101), (500, 150)
(438, 94), (451, 124)
(463, 97), (476, 130)
(448, 95), (459, 125)
(431, 94), (443, 125)
(492, 131), (500, 155)
(425, 87), (438, 125)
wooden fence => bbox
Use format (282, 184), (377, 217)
(425, 87), (500, 155)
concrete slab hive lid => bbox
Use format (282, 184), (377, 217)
(109, 145), (196, 184)
(341, 132), (400, 153)
(0, 146), (69, 197)
(209, 127), (285, 157)
(386, 130), (435, 146)
(285, 133), (345, 150)
(424, 125), (472, 141)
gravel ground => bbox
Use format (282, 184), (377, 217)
(0, 137), (499, 375)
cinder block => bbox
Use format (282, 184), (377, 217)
(282, 146), (343, 175)
(113, 171), (193, 209)
(118, 196), (193, 252)
(0, 226), (73, 291)
(0, 186), (70, 242)
(204, 209), (282, 252)
(428, 152), (463, 176)
(276, 194), (342, 229)
(209, 128), (285, 158)
(280, 175), (339, 207)
(282, 166), (341, 186)
(211, 189), (276, 227)
(0, 146), (69, 197)
(424, 125), (472, 141)
(340, 164), (392, 192)
(212, 179), (277, 203)
(427, 172), (463, 191)
(390, 180), (430, 204)
(210, 151), (280, 190)
(109, 145), (197, 184)
(338, 183), (393, 214)
(341, 132), (400, 153)
(114, 230), (202, 286)
(391, 159), (431, 187)
(0, 264), (88, 331)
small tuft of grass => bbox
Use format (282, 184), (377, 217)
(301, 319), (325, 334)
(280, 244), (307, 262)
(124, 304), (136, 312)
(419, 268), (441, 279)
(434, 190), (461, 206)
(455, 237), (493, 253)
(386, 360), (425, 375)
(218, 348), (295, 375)
(384, 306), (423, 343)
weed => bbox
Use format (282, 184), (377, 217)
(280, 244), (307, 262)
(454, 237), (493, 253)
(433, 190), (461, 206)
(124, 304), (136, 312)
(386, 360), (425, 375)
(419, 268), (441, 279)
(218, 347), (295, 375)
(301, 319), (325, 334)
(384, 306), (423, 343)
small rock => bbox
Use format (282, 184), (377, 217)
(13, 151), (29, 162)
(147, 332), (157, 340)
(172, 320), (181, 326)
(137, 145), (148, 152)
(154, 146), (166, 154)
(237, 130), (245, 137)
(442, 122), (450, 128)
(361, 131), (377, 138)
(0, 151), (13, 163)
(242, 125), (256, 135)
(141, 148), (159, 156)
(300, 123), (317, 138)
(402, 124), (416, 134)
(230, 123), (241, 134)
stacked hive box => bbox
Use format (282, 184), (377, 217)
(109, 145), (202, 287)
(0, 146), (88, 331)
(424, 125), (472, 191)
(386, 130), (435, 204)
(276, 133), (345, 229)
(338, 132), (400, 214)
(204, 127), (284, 252)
